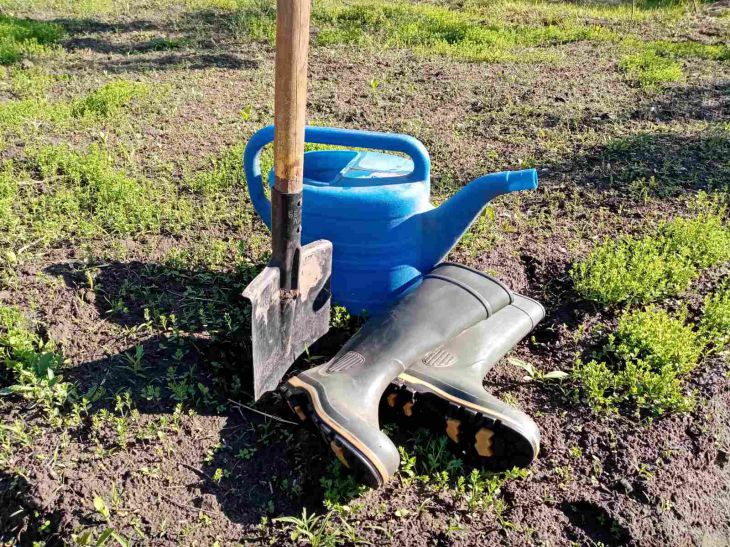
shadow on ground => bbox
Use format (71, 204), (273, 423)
(47, 8), (266, 73)
(34, 259), (375, 533)
(545, 81), (730, 197)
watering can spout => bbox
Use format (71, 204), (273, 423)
(419, 168), (538, 267)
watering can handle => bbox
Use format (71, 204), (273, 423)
(244, 124), (431, 228)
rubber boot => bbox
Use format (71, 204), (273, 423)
(384, 293), (545, 470)
(282, 263), (514, 486)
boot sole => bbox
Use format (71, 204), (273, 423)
(385, 372), (539, 471)
(282, 376), (390, 487)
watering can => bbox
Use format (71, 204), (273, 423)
(244, 125), (538, 314)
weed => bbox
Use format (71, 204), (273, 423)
(273, 508), (341, 547)
(320, 459), (368, 508)
(457, 467), (529, 514)
(573, 307), (701, 416)
(188, 142), (246, 195)
(610, 307), (703, 376)
(510, 357), (569, 383)
(700, 283), (730, 351)
(572, 194), (730, 306)
(619, 50), (683, 88)
(0, 96), (70, 132)
(71, 80), (151, 119)
(0, 306), (73, 422)
(572, 233), (695, 306)
(661, 194), (730, 269)
(0, 15), (65, 65)
(6, 65), (60, 98)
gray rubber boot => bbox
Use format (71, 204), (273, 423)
(384, 294), (545, 470)
(282, 263), (514, 486)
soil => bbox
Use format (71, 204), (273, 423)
(1, 2), (729, 546)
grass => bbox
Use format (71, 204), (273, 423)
(222, 0), (730, 71)
(0, 144), (194, 260)
(231, 0), (617, 63)
(70, 80), (151, 119)
(619, 50), (683, 88)
(0, 14), (65, 65)
(0, 78), (156, 139)
(572, 193), (730, 306)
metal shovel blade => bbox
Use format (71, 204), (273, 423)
(243, 239), (332, 401)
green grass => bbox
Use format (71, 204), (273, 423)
(3, 65), (61, 98)
(0, 145), (193, 257)
(0, 14), (65, 65)
(0, 96), (71, 132)
(230, 0), (617, 63)
(574, 307), (702, 416)
(619, 50), (683, 88)
(572, 194), (730, 306)
(31, 144), (165, 236)
(188, 142), (246, 195)
(0, 79), (155, 137)
(71, 80), (151, 119)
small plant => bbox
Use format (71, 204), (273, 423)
(510, 358), (568, 383)
(122, 344), (145, 374)
(572, 194), (730, 306)
(274, 509), (340, 547)
(0, 306), (73, 420)
(573, 308), (702, 416)
(700, 283), (730, 351)
(93, 494), (111, 521)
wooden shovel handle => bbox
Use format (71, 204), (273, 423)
(274, 0), (310, 194)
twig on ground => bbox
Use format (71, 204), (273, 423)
(226, 398), (298, 426)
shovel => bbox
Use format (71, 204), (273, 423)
(243, 0), (332, 401)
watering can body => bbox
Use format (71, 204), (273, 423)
(244, 125), (538, 314)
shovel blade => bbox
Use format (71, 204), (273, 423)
(243, 239), (332, 401)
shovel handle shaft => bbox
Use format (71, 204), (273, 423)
(274, 0), (310, 194)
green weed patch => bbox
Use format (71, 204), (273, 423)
(572, 194), (730, 306)
(700, 283), (730, 351)
(575, 279), (730, 417)
(619, 50), (683, 88)
(231, 0), (615, 63)
(574, 307), (701, 416)
(0, 79), (154, 137)
(0, 145), (192, 257)
(188, 142), (246, 195)
(71, 80), (151, 119)
(0, 306), (72, 420)
(30, 144), (165, 236)
(0, 14), (65, 65)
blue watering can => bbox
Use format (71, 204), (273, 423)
(244, 125), (538, 314)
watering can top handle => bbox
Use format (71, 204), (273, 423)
(243, 125), (430, 228)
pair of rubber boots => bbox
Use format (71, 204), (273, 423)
(283, 263), (544, 486)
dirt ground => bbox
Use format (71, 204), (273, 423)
(1, 0), (729, 545)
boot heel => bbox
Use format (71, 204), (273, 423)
(282, 378), (392, 487)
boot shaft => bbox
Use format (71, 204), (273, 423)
(409, 294), (545, 389)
